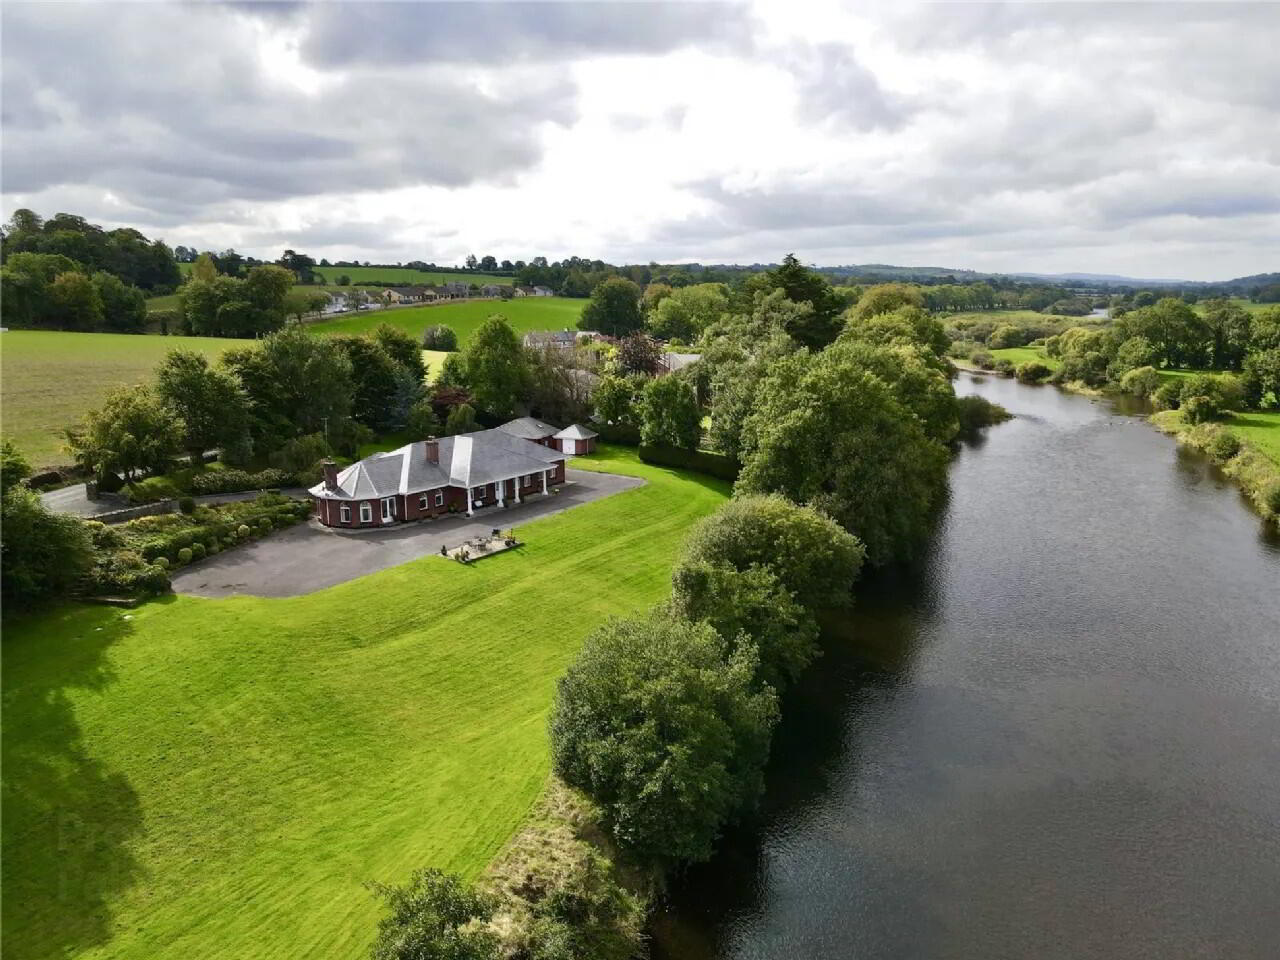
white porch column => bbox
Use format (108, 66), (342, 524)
(497, 482), (505, 509)
(542, 470), (550, 495)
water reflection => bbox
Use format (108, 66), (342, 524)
(653, 373), (1280, 960)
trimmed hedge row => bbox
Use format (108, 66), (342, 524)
(638, 444), (740, 482)
(190, 468), (297, 495)
(136, 501), (310, 561)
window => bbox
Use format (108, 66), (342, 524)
(419, 494), (428, 510)
(434, 492), (444, 507)
(359, 502), (372, 523)
(473, 485), (486, 498)
(381, 497), (394, 522)
(339, 503), (351, 523)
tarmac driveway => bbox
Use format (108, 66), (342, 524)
(170, 469), (644, 599)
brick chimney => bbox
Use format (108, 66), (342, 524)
(322, 459), (338, 490)
(425, 436), (439, 464)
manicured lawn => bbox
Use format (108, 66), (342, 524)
(309, 297), (584, 346)
(0, 330), (254, 467)
(422, 349), (450, 383)
(990, 346), (1062, 370)
(1, 446), (729, 960)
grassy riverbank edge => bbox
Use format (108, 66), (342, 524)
(1150, 410), (1280, 522)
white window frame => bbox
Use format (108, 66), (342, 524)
(339, 503), (351, 523)
(434, 491), (444, 507)
(381, 497), (395, 522)
(359, 502), (372, 523)
(473, 485), (486, 498)
(419, 493), (428, 510)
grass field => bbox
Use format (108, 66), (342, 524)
(0, 446), (729, 960)
(989, 346), (1063, 370)
(143, 292), (182, 313)
(176, 263), (509, 287)
(1224, 410), (1280, 466)
(309, 297), (584, 346)
(0, 330), (254, 467)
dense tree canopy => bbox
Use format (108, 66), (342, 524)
(463, 315), (531, 418)
(550, 611), (778, 864)
(64, 386), (184, 480)
(1, 486), (95, 610)
(2, 208), (180, 291)
(579, 277), (643, 337)
(368, 868), (499, 960)
(154, 350), (251, 462)
(638, 375), (701, 449)
(647, 283), (730, 341)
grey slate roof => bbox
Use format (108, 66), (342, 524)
(663, 352), (700, 372)
(497, 417), (558, 440)
(309, 429), (564, 501)
(554, 423), (598, 440)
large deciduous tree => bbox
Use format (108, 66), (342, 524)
(579, 277), (643, 338)
(154, 350), (252, 462)
(648, 283), (729, 341)
(751, 254), (849, 349)
(1, 486), (94, 610)
(92, 271), (147, 332)
(65, 385), (184, 480)
(549, 611), (778, 864)
(638, 375), (701, 449)
(368, 868), (499, 960)
(49, 271), (104, 331)
(463, 315), (530, 418)
(736, 351), (948, 566)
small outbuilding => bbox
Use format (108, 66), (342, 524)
(555, 423), (599, 455)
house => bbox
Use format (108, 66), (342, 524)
(440, 281), (470, 298)
(381, 286), (423, 304)
(532, 286), (554, 297)
(480, 284), (503, 297)
(514, 285), (536, 297)
(523, 329), (579, 349)
(496, 416), (559, 446)
(554, 423), (598, 455)
(661, 352), (700, 374)
(309, 426), (568, 527)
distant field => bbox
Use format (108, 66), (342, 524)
(176, 263), (508, 287)
(144, 292), (182, 313)
(1226, 411), (1280, 466)
(990, 346), (1063, 370)
(0, 330), (253, 467)
(309, 297), (584, 346)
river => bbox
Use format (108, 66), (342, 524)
(652, 372), (1280, 960)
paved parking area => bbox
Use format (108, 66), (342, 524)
(170, 469), (643, 598)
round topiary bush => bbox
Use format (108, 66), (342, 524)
(178, 496), (196, 514)
(237, 524), (250, 538)
(177, 547), (193, 565)
(153, 556), (170, 570)
(190, 542), (207, 560)
(1208, 432), (1241, 463)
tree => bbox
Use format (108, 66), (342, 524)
(753, 254), (849, 349)
(444, 402), (478, 435)
(276, 249), (316, 284)
(668, 562), (819, 690)
(549, 611), (778, 864)
(332, 336), (402, 431)
(579, 277), (643, 338)
(1241, 349), (1280, 409)
(1107, 336), (1158, 381)
(220, 325), (353, 451)
(1, 438), (32, 492)
(679, 494), (864, 608)
(50, 271), (104, 330)
(372, 323), (427, 382)
(590, 374), (644, 438)
(988, 324), (1026, 349)
(336, 274), (352, 286)
(436, 352), (469, 389)
(192, 252), (219, 282)
(648, 283), (729, 341)
(641, 282), (673, 314)
(824, 339), (959, 444)
(736, 351), (949, 566)
(478, 255), (497, 272)
(1202, 299), (1253, 370)
(851, 283), (926, 321)
(841, 304), (950, 359)
(244, 264), (294, 317)
(526, 346), (594, 425)
(638, 375), (700, 449)
(616, 332), (664, 376)
(1, 486), (94, 610)
(463, 315), (530, 418)
(154, 350), (252, 462)
(367, 868), (499, 960)
(406, 398), (442, 439)
(283, 288), (329, 321)
(465, 254), (479, 271)
(1116, 298), (1211, 368)
(0, 252), (81, 327)
(65, 385), (183, 481)
(92, 271), (147, 332)
(422, 324), (459, 351)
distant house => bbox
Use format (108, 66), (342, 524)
(514, 285), (536, 297)
(532, 286), (554, 297)
(523, 329), (579, 349)
(440, 281), (470, 298)
(382, 286), (425, 304)
(310, 425), (567, 526)
(480, 283), (504, 297)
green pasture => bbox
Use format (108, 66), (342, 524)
(1, 446), (730, 960)
(0, 330), (253, 467)
(309, 297), (584, 346)
(1224, 410), (1280, 465)
(990, 346), (1063, 370)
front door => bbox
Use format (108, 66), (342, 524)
(381, 497), (394, 522)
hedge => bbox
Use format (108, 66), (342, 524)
(637, 444), (739, 482)
(190, 468), (297, 495)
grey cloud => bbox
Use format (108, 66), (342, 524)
(784, 42), (909, 131)
(299, 1), (752, 67)
(1, 2), (575, 216)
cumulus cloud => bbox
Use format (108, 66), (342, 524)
(1, 0), (1276, 279)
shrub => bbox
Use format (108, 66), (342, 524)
(970, 349), (995, 370)
(992, 358), (1015, 375)
(368, 869), (498, 960)
(84, 551), (171, 597)
(190, 542), (207, 560)
(1044, 335), (1062, 358)
(1152, 379), (1183, 410)
(154, 556), (170, 569)
(178, 496), (196, 514)
(177, 547), (193, 565)
(1120, 365), (1162, 398)
(956, 395), (1012, 437)
(190, 468), (294, 496)
(1015, 361), (1052, 384)
(422, 324), (459, 351)
(1208, 432), (1241, 462)
(549, 611), (778, 865)
(237, 524), (250, 538)
(1264, 481), (1280, 516)
(271, 433), (330, 475)
(637, 444), (739, 481)
(1181, 393), (1222, 424)
(1, 487), (95, 609)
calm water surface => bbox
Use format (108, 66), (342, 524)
(652, 373), (1280, 960)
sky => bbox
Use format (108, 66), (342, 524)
(2, 1), (1278, 281)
